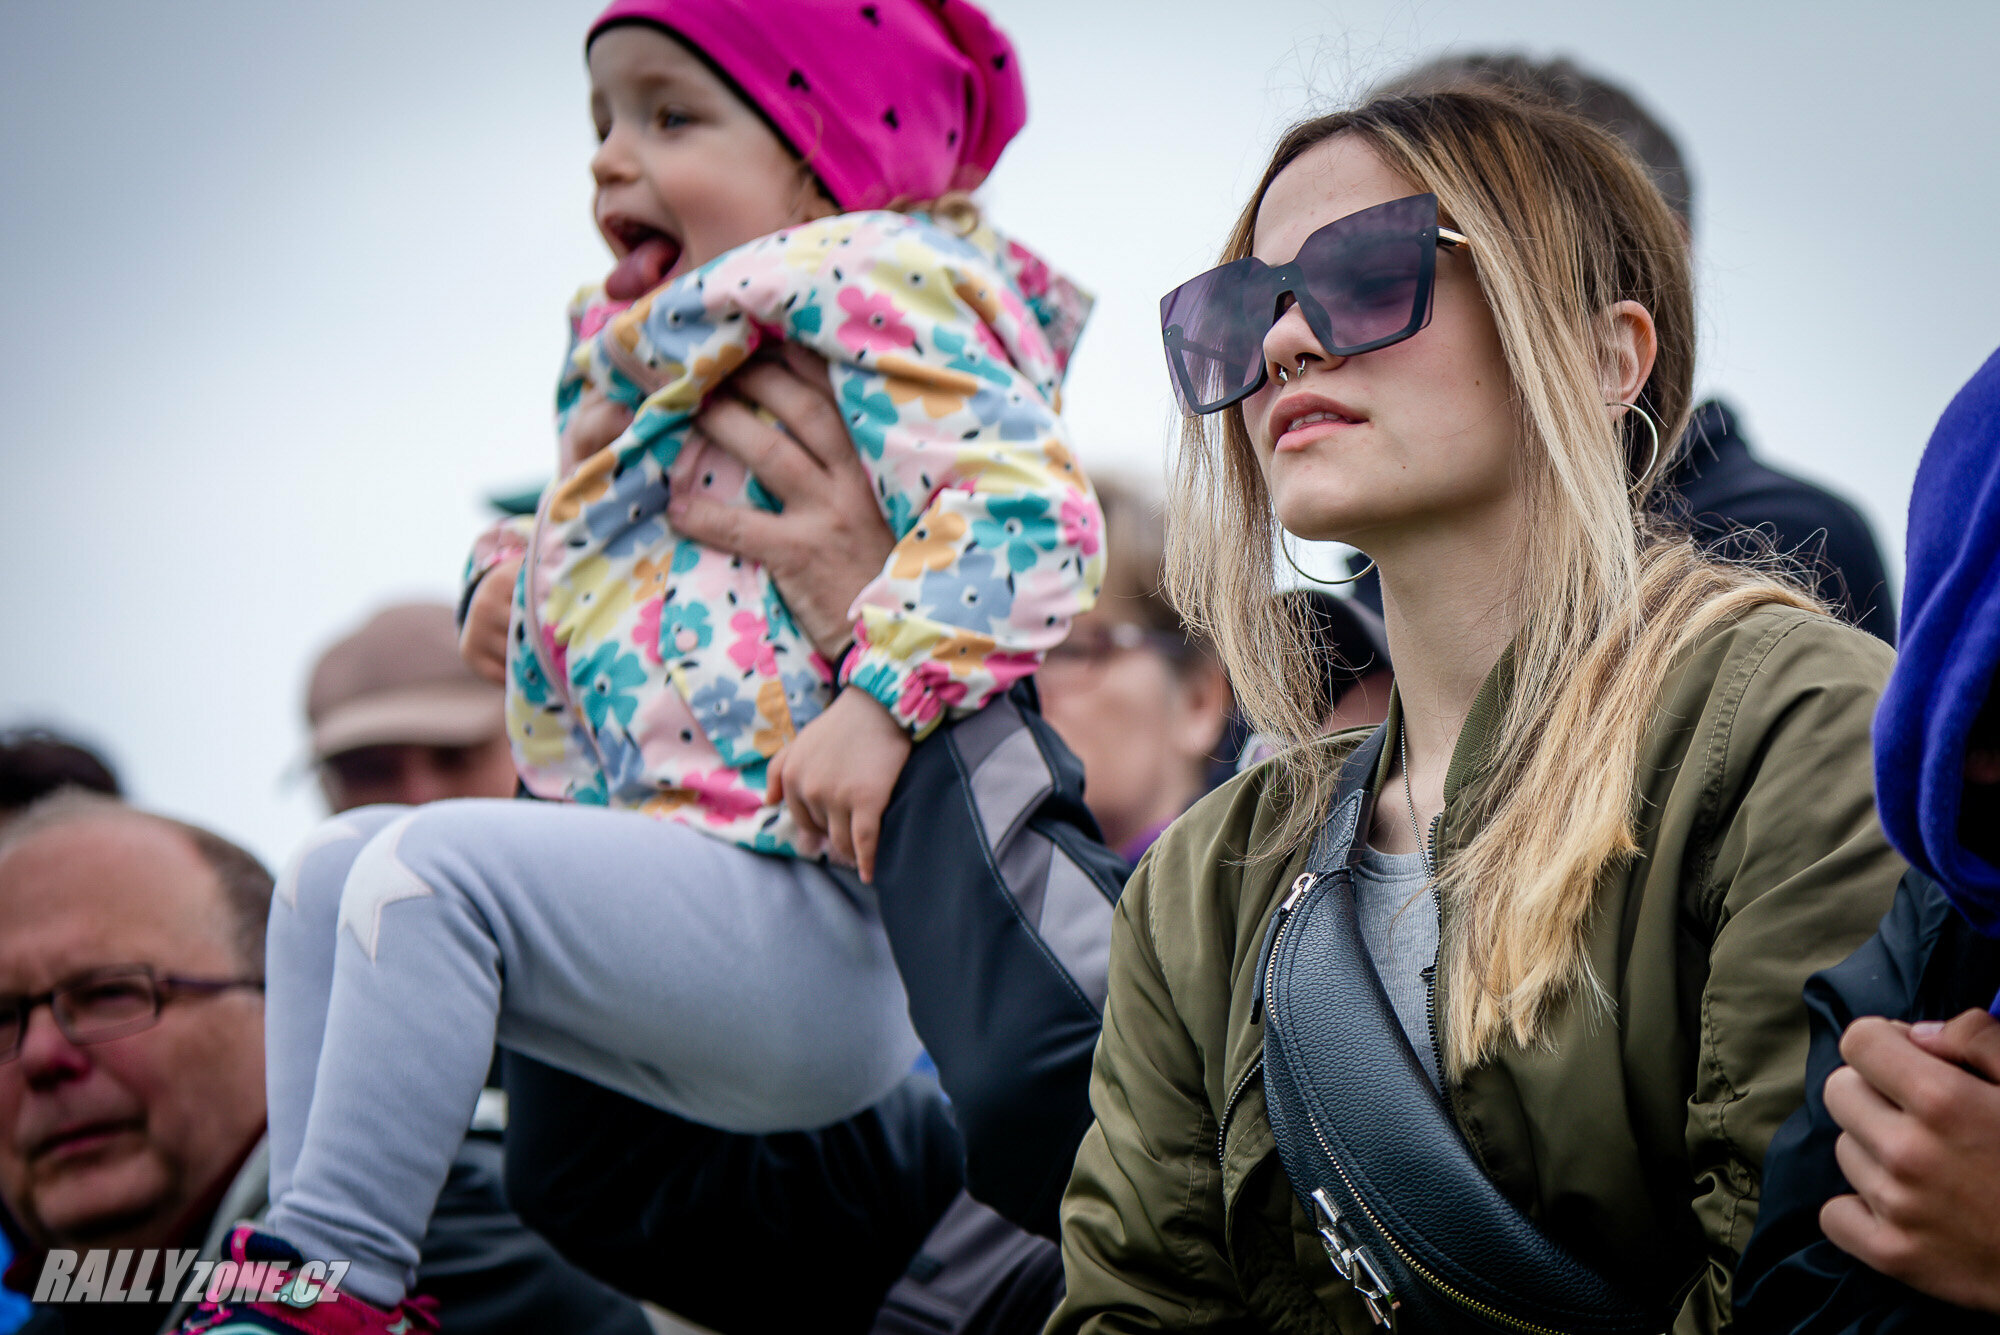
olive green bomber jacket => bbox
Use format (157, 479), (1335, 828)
(1049, 607), (1902, 1333)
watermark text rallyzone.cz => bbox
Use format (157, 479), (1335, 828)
(31, 1249), (349, 1305)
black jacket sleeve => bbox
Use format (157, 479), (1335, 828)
(856, 681), (1127, 1240)
(1734, 870), (2000, 1333)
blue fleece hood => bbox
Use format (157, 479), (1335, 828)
(1874, 345), (2000, 936)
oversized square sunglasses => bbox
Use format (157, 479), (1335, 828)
(1160, 192), (1470, 415)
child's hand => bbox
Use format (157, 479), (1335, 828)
(560, 384), (635, 477)
(768, 688), (912, 883)
(459, 556), (522, 686)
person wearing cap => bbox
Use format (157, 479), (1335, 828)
(305, 604), (517, 814)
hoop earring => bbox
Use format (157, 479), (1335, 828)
(1611, 400), (1662, 489)
(1278, 531), (1376, 586)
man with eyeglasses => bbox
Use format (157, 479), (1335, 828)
(0, 780), (649, 1334)
(0, 794), (269, 1334)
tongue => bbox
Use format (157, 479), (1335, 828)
(603, 235), (680, 301)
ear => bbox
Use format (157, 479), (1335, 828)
(1599, 299), (1658, 409)
(1172, 658), (1234, 759)
(795, 172), (839, 224)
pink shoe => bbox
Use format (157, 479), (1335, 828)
(175, 1226), (438, 1334)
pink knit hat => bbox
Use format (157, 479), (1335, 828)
(587, 0), (1028, 212)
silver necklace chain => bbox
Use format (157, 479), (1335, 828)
(1400, 721), (1437, 880)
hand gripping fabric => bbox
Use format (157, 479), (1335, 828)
(1257, 724), (1679, 1334)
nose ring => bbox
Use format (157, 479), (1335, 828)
(1273, 356), (1309, 386)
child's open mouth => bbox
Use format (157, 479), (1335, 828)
(602, 217), (684, 301)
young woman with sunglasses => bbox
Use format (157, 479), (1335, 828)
(1050, 88), (1904, 1332)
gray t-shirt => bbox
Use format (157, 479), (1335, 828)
(1351, 843), (1441, 1088)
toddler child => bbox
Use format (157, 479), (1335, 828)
(201, 3), (1102, 1331)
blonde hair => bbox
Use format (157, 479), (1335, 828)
(1165, 88), (1820, 1076)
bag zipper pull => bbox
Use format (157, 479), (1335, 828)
(1310, 1187), (1397, 1327)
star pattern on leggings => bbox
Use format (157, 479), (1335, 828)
(337, 811), (433, 961)
(275, 815), (362, 910)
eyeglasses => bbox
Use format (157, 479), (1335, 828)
(0, 965), (264, 1062)
(1045, 621), (1192, 669)
(1160, 192), (1469, 415)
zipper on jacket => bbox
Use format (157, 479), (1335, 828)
(521, 320), (678, 787)
(1421, 811), (1450, 1095)
(521, 501), (567, 724)
(1215, 1054), (1263, 1166)
(1421, 809), (1482, 1144)
(1221, 872), (1315, 1164)
(522, 477), (614, 785)
(1253, 874), (1316, 1026)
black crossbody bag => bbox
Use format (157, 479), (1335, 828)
(1257, 723), (1679, 1334)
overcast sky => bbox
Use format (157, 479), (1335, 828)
(5, 0), (1997, 866)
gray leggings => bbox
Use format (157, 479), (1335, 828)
(264, 799), (921, 1307)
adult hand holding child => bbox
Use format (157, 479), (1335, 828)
(673, 348), (906, 881)
(670, 345), (895, 657)
(460, 346), (892, 687)
(462, 345), (910, 879)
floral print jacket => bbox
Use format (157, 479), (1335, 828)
(468, 211), (1101, 854)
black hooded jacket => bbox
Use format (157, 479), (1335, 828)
(1733, 872), (2000, 1332)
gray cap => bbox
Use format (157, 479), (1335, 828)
(305, 603), (503, 760)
